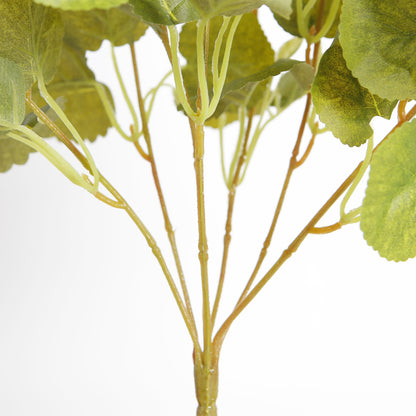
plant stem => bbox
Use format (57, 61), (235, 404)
(26, 93), (201, 351)
(190, 119), (212, 366)
(213, 101), (416, 354)
(236, 92), (312, 306)
(213, 162), (362, 353)
(211, 108), (254, 328)
(129, 43), (201, 360)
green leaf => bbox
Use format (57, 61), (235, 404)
(0, 135), (36, 173)
(31, 43), (113, 142)
(190, 0), (262, 17)
(311, 39), (396, 147)
(129, 0), (200, 25)
(276, 62), (314, 110)
(0, 58), (26, 125)
(361, 120), (416, 261)
(0, 0), (64, 89)
(265, 0), (292, 19)
(274, 0), (340, 38)
(62, 4), (147, 51)
(33, 0), (127, 10)
(180, 13), (275, 117)
(339, 0), (416, 101)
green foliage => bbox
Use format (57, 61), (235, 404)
(361, 120), (416, 261)
(33, 0), (127, 10)
(0, 58), (26, 125)
(276, 62), (314, 110)
(129, 0), (200, 25)
(339, 0), (416, 101)
(0, 0), (64, 89)
(62, 4), (148, 50)
(311, 39), (396, 146)
(0, 136), (36, 173)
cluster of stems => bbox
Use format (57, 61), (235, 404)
(3, 4), (416, 415)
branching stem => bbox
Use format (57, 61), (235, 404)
(130, 43), (201, 360)
(211, 108), (254, 328)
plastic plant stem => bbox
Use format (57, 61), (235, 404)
(130, 43), (201, 359)
(189, 118), (211, 366)
(227, 106), (246, 188)
(340, 135), (373, 225)
(24, 96), (201, 351)
(94, 82), (133, 141)
(6, 128), (92, 190)
(236, 92), (313, 306)
(211, 107), (254, 328)
(168, 25), (197, 120)
(206, 15), (242, 121)
(110, 44), (140, 139)
(312, 0), (341, 42)
(215, 103), (416, 351)
(37, 75), (100, 194)
(213, 161), (362, 354)
(212, 17), (231, 91)
(197, 18), (210, 120)
(296, 0), (312, 41)
(99, 175), (201, 352)
(218, 116), (228, 186)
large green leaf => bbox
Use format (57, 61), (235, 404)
(62, 4), (147, 51)
(33, 0), (127, 10)
(129, 0), (200, 24)
(361, 120), (416, 261)
(31, 43), (113, 142)
(274, 0), (341, 38)
(339, 0), (416, 101)
(0, 135), (36, 173)
(0, 58), (26, 125)
(180, 13), (275, 118)
(311, 39), (396, 147)
(0, 0), (64, 89)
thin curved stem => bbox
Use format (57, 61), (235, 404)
(111, 44), (139, 138)
(24, 94), (201, 352)
(130, 43), (201, 359)
(37, 75), (100, 193)
(213, 162), (362, 355)
(236, 93), (312, 306)
(211, 108), (254, 328)
(168, 25), (197, 120)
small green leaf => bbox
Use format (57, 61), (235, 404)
(361, 120), (416, 261)
(274, 0), (340, 38)
(339, 0), (416, 101)
(31, 44), (113, 142)
(180, 13), (275, 117)
(311, 39), (396, 147)
(62, 4), (148, 51)
(276, 62), (314, 110)
(0, 135), (36, 173)
(0, 58), (26, 125)
(129, 0), (200, 25)
(0, 0), (64, 89)
(33, 0), (127, 10)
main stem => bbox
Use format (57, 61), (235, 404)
(190, 120), (216, 416)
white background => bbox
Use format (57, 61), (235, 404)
(1, 7), (416, 416)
